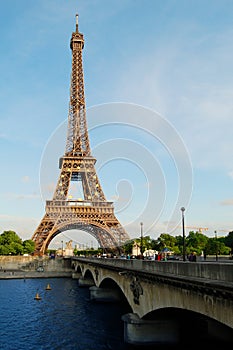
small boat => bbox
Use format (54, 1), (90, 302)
(45, 283), (51, 290)
(34, 293), (41, 300)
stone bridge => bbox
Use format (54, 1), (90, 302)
(71, 257), (233, 346)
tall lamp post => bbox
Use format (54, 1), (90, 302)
(214, 230), (218, 261)
(61, 240), (63, 257)
(140, 222), (143, 255)
(119, 232), (122, 255)
(180, 207), (186, 261)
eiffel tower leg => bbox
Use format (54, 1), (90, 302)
(32, 214), (57, 255)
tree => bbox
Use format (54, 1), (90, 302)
(0, 244), (10, 255)
(23, 240), (35, 254)
(157, 233), (177, 252)
(186, 231), (209, 255)
(0, 230), (22, 246)
(206, 237), (230, 256)
(9, 242), (23, 255)
(141, 236), (152, 251)
(122, 239), (134, 255)
(0, 230), (35, 255)
(224, 231), (233, 254)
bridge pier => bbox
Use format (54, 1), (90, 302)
(78, 276), (95, 287)
(72, 272), (81, 279)
(122, 313), (180, 346)
(89, 286), (121, 302)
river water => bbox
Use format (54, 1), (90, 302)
(0, 277), (230, 349)
(0, 278), (134, 350)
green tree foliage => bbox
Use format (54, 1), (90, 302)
(150, 238), (160, 252)
(0, 231), (35, 255)
(0, 245), (10, 255)
(156, 233), (178, 252)
(132, 236), (152, 254)
(174, 235), (184, 255)
(122, 231), (231, 258)
(206, 237), (230, 255)
(73, 248), (99, 257)
(224, 231), (233, 254)
(186, 231), (209, 255)
(141, 236), (153, 251)
(122, 239), (134, 255)
(23, 240), (35, 254)
(0, 230), (22, 245)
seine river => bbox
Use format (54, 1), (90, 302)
(0, 278), (134, 350)
(0, 277), (229, 349)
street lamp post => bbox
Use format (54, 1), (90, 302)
(181, 207), (186, 261)
(140, 222), (143, 255)
(61, 240), (63, 257)
(215, 230), (218, 261)
(119, 232), (122, 255)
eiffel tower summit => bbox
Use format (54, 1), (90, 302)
(32, 14), (130, 255)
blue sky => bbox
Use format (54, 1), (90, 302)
(1, 0), (233, 249)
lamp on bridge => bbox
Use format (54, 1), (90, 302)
(215, 230), (218, 261)
(180, 207), (186, 261)
(140, 222), (143, 255)
(61, 240), (63, 257)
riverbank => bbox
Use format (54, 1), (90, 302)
(0, 270), (73, 279)
(0, 256), (73, 279)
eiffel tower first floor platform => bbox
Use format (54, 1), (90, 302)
(32, 200), (130, 255)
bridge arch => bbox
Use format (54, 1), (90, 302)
(83, 269), (95, 281)
(142, 307), (233, 343)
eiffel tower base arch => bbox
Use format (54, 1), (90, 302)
(32, 201), (129, 255)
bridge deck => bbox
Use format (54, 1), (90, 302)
(73, 257), (233, 296)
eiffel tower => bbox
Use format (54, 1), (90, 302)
(32, 14), (130, 255)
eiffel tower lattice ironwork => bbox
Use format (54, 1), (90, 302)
(32, 14), (130, 255)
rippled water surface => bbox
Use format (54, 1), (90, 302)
(0, 278), (230, 350)
(0, 278), (132, 350)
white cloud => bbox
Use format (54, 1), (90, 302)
(220, 199), (233, 206)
